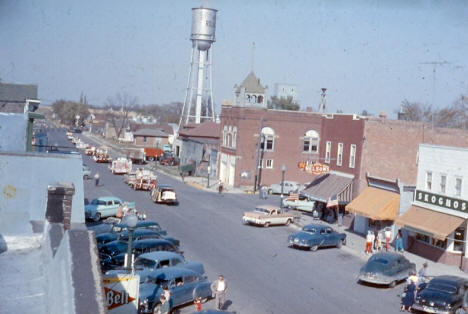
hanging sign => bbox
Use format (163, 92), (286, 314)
(298, 161), (330, 175)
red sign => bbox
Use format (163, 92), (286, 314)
(298, 161), (330, 175)
(105, 287), (135, 310)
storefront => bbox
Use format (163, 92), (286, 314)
(395, 144), (468, 270)
(302, 171), (354, 226)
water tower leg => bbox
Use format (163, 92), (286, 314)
(195, 50), (205, 124)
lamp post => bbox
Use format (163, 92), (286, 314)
(280, 164), (286, 209)
(124, 213), (138, 273)
(207, 165), (211, 188)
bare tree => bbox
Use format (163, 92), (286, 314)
(105, 93), (138, 139)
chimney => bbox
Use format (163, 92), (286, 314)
(379, 111), (387, 119)
(45, 183), (75, 230)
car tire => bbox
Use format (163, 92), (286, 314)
(310, 245), (319, 252)
(285, 219), (292, 226)
(93, 212), (101, 222)
(342, 238), (347, 246)
(336, 240), (342, 249)
(264, 222), (270, 228)
(389, 280), (396, 288)
(148, 157), (155, 162)
(152, 303), (161, 314)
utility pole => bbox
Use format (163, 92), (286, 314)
(253, 117), (264, 193)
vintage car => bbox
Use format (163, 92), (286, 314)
(288, 224), (346, 251)
(111, 220), (167, 236)
(138, 267), (212, 314)
(159, 153), (179, 166)
(84, 196), (135, 222)
(85, 146), (96, 156)
(93, 146), (111, 163)
(358, 252), (415, 287)
(282, 193), (316, 212)
(96, 229), (179, 249)
(268, 181), (301, 195)
(82, 164), (91, 180)
(242, 205), (295, 227)
(106, 251), (204, 282)
(151, 185), (178, 205)
(413, 275), (468, 313)
(99, 239), (181, 272)
(109, 157), (132, 174)
(123, 170), (137, 185)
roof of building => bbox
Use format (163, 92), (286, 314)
(235, 71), (266, 94)
(133, 128), (168, 137)
(0, 82), (38, 113)
(179, 121), (220, 139)
(303, 172), (354, 203)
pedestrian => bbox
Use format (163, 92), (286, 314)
(194, 297), (202, 312)
(418, 262), (429, 283)
(210, 274), (227, 310)
(94, 172), (100, 186)
(116, 204), (123, 219)
(401, 281), (416, 312)
(375, 231), (383, 252)
(158, 295), (170, 314)
(365, 230), (373, 255)
(385, 227), (392, 252)
(218, 181), (224, 194)
(180, 172), (185, 183)
(162, 286), (172, 309)
(395, 229), (404, 253)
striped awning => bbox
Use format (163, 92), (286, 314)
(303, 172), (354, 204)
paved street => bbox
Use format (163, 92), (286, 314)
(48, 127), (405, 314)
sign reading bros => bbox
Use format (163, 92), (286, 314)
(415, 189), (467, 213)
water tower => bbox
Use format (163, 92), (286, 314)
(179, 7), (217, 127)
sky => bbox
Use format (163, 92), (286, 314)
(1, 0), (467, 117)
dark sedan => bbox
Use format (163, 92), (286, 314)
(96, 229), (180, 249)
(413, 275), (468, 314)
(358, 252), (415, 287)
(288, 224), (346, 251)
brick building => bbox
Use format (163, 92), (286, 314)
(133, 128), (169, 147)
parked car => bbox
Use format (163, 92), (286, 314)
(268, 181), (301, 195)
(99, 239), (181, 272)
(82, 164), (91, 180)
(119, 229), (180, 247)
(106, 251), (204, 282)
(151, 185), (178, 205)
(242, 205), (295, 227)
(288, 224), (346, 251)
(358, 252), (415, 287)
(111, 220), (167, 236)
(413, 275), (468, 313)
(282, 193), (316, 212)
(123, 170), (137, 185)
(84, 196), (135, 222)
(160, 153), (179, 166)
(138, 267), (212, 314)
(109, 157), (132, 174)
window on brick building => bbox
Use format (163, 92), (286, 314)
(455, 177), (462, 197)
(325, 141), (331, 164)
(260, 127), (275, 152)
(337, 143), (343, 166)
(143, 136), (147, 143)
(266, 159), (273, 169)
(426, 171), (432, 191)
(303, 130), (319, 153)
(440, 174), (447, 194)
(232, 127), (237, 149)
(223, 126), (227, 146)
(349, 144), (356, 168)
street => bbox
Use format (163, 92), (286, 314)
(48, 127), (405, 314)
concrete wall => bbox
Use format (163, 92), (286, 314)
(0, 113), (27, 152)
(0, 152), (85, 233)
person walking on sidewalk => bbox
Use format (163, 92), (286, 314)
(395, 229), (404, 253)
(385, 227), (392, 252)
(375, 230), (383, 252)
(94, 172), (100, 187)
(418, 262), (429, 283)
(365, 230), (373, 255)
(218, 181), (224, 194)
(211, 274), (228, 310)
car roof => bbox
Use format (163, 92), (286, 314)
(430, 275), (468, 286)
(370, 252), (403, 261)
(94, 196), (120, 201)
(96, 233), (118, 240)
(133, 238), (172, 247)
(116, 220), (160, 228)
(120, 229), (161, 237)
(138, 251), (183, 261)
(147, 267), (199, 280)
(303, 224), (327, 230)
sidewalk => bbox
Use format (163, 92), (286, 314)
(81, 132), (468, 278)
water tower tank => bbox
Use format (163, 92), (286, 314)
(191, 7), (217, 51)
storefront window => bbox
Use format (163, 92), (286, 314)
(454, 226), (465, 252)
(415, 233), (430, 244)
(431, 238), (447, 249)
(415, 233), (447, 249)
(426, 171), (432, 191)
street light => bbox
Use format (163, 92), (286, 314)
(207, 165), (211, 188)
(124, 213), (138, 273)
(280, 164), (286, 209)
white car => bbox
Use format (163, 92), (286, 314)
(268, 181), (301, 195)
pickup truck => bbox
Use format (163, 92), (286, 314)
(242, 205), (295, 227)
(85, 196), (135, 222)
(282, 193), (316, 212)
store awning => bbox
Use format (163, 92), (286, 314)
(303, 172), (354, 204)
(345, 187), (400, 220)
(395, 205), (465, 240)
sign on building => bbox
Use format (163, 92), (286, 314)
(298, 161), (330, 175)
(103, 274), (140, 314)
(414, 189), (468, 213)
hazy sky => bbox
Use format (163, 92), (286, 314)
(1, 0), (467, 117)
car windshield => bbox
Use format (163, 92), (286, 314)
(254, 208), (270, 214)
(427, 283), (457, 294)
(135, 258), (156, 269)
(302, 227), (316, 233)
(91, 199), (106, 205)
(369, 257), (389, 264)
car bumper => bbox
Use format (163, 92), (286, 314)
(358, 274), (392, 285)
(412, 304), (451, 314)
(288, 240), (310, 248)
(243, 218), (264, 226)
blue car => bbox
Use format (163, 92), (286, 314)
(139, 267), (212, 313)
(95, 229), (179, 249)
(288, 224), (346, 251)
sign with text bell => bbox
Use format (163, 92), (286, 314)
(103, 274), (139, 314)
